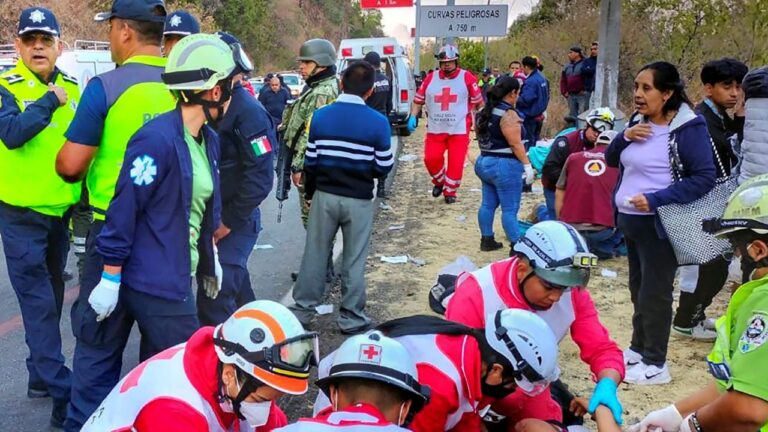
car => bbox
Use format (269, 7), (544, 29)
(249, 77), (265, 98)
(337, 37), (415, 136)
(0, 44), (17, 75)
(276, 72), (304, 99)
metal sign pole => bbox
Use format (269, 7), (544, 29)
(414, 0), (421, 74)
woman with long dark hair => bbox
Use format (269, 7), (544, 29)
(474, 76), (535, 253)
(606, 61), (716, 385)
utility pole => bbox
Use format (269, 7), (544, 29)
(414, 0), (421, 74)
(483, 0), (490, 70)
(593, 0), (622, 114)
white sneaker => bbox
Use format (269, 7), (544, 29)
(624, 362), (672, 385)
(623, 348), (642, 367)
(703, 317), (717, 331)
(672, 321), (717, 341)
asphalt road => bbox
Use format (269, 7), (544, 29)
(0, 135), (399, 430)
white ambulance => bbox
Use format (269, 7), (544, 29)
(337, 37), (415, 136)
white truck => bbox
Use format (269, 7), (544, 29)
(0, 40), (115, 94)
(337, 37), (415, 136)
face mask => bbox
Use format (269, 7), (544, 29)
(239, 400), (272, 428)
(481, 369), (517, 400)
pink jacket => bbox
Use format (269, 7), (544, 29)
(445, 257), (624, 380)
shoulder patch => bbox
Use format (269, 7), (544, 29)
(61, 73), (78, 84)
(739, 313), (768, 353)
(2, 74), (23, 84)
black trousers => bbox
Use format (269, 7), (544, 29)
(618, 214), (678, 366)
(673, 256), (729, 328)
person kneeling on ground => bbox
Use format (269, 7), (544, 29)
(630, 174), (768, 432)
(314, 309), (560, 432)
(445, 221), (625, 429)
(555, 130), (624, 259)
(277, 331), (430, 430)
(81, 300), (318, 431)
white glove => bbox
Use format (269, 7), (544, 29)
(678, 414), (694, 432)
(627, 404), (684, 432)
(523, 163), (535, 185)
(202, 245), (223, 299)
(88, 274), (121, 321)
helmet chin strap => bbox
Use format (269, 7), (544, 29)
(181, 79), (233, 129)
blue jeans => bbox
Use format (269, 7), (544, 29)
(543, 188), (557, 221)
(474, 155), (524, 242)
(580, 228), (625, 260)
(522, 117), (539, 150)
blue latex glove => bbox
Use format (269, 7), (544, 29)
(407, 115), (418, 132)
(588, 377), (623, 425)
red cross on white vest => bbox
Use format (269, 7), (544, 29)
(434, 87), (458, 111)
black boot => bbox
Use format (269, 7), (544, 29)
(432, 185), (443, 197)
(444, 195), (456, 204)
(27, 380), (49, 399)
(480, 236), (504, 251)
(51, 399), (67, 429)
(376, 180), (387, 199)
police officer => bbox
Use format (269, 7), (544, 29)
(194, 31), (275, 326)
(363, 50), (393, 199)
(282, 38), (339, 228)
(631, 174), (768, 432)
(162, 9), (200, 55)
(0, 7), (79, 428)
(54, 0), (176, 429)
(278, 331), (430, 430)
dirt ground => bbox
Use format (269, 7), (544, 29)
(282, 125), (732, 429)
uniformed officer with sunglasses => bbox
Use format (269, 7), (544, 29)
(0, 6), (81, 428)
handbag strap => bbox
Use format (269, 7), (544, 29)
(667, 134), (728, 182)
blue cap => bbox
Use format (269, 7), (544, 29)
(94, 0), (166, 23)
(214, 31), (241, 47)
(164, 10), (200, 36)
(18, 7), (60, 36)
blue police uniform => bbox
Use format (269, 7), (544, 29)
(197, 82), (275, 325)
(0, 8), (77, 425)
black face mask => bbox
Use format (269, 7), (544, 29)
(481, 370), (517, 400)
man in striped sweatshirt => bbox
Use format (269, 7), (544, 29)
(289, 61), (393, 334)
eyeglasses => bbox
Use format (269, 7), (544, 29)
(20, 33), (56, 47)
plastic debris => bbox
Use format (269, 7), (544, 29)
(381, 255), (409, 264)
(379, 202), (392, 211)
(600, 268), (618, 278)
(470, 188), (481, 192)
(455, 215), (467, 223)
(408, 255), (426, 266)
(253, 244), (274, 250)
(388, 224), (406, 231)
(315, 304), (333, 315)
(398, 154), (418, 162)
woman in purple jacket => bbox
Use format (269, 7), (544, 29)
(606, 61), (716, 386)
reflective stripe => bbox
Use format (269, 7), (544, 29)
(491, 108), (507, 117)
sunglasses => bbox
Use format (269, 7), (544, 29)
(20, 33), (56, 47)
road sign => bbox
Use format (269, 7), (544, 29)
(360, 0), (413, 8)
(418, 5), (508, 37)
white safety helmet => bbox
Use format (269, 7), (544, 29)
(213, 300), (319, 395)
(436, 44), (459, 62)
(513, 221), (597, 288)
(485, 309), (559, 396)
(585, 107), (615, 132)
(317, 331), (430, 414)
(596, 130), (618, 147)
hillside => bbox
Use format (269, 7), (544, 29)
(0, 0), (384, 72)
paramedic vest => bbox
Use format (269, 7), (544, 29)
(0, 61), (80, 216)
(277, 404), (409, 431)
(559, 147), (618, 228)
(425, 70), (470, 135)
(86, 55), (176, 220)
(456, 258), (576, 341)
(81, 344), (249, 432)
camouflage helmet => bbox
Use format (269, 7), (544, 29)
(297, 38), (336, 67)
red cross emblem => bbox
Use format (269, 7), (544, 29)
(359, 344), (382, 364)
(434, 87), (458, 111)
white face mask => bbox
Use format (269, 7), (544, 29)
(239, 400), (272, 428)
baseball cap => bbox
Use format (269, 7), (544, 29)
(18, 7), (60, 37)
(483, 67), (492, 75)
(164, 10), (200, 36)
(363, 51), (381, 68)
(94, 0), (167, 23)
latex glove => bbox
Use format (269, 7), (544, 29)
(88, 272), (121, 321)
(202, 245), (223, 299)
(407, 115), (418, 132)
(523, 163), (535, 185)
(588, 377), (623, 425)
(678, 414), (695, 432)
(627, 404), (683, 432)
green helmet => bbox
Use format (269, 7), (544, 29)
(162, 33), (237, 91)
(705, 174), (768, 238)
(297, 38), (336, 67)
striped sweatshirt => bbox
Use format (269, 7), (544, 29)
(304, 93), (393, 200)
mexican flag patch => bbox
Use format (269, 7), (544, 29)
(251, 135), (272, 156)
